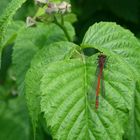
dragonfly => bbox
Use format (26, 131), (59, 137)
(95, 54), (106, 109)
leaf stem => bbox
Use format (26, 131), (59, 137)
(54, 15), (72, 42)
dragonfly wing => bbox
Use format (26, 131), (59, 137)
(87, 66), (99, 108)
(101, 71), (105, 97)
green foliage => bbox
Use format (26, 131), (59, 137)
(72, 0), (140, 23)
(25, 41), (78, 138)
(2, 21), (24, 47)
(0, 0), (27, 66)
(71, 0), (140, 43)
(82, 22), (140, 77)
(1, 0), (140, 139)
(0, 45), (13, 84)
(134, 80), (140, 139)
(0, 96), (32, 140)
(14, 0), (37, 20)
(25, 22), (140, 139)
(63, 13), (77, 24)
(82, 22), (140, 140)
(0, 0), (11, 16)
(12, 21), (75, 95)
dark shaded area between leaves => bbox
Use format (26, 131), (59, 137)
(71, 0), (140, 44)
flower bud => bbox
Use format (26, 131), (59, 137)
(46, 3), (58, 14)
(45, 1), (71, 15)
(58, 2), (71, 14)
(26, 17), (36, 27)
(35, 0), (48, 6)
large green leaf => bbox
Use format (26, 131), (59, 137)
(39, 22), (140, 139)
(13, 22), (75, 95)
(25, 41), (78, 137)
(82, 22), (140, 76)
(81, 22), (140, 139)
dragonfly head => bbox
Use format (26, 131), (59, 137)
(98, 54), (106, 67)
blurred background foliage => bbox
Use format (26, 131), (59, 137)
(1, 0), (140, 42)
(71, 0), (140, 43)
(0, 0), (140, 139)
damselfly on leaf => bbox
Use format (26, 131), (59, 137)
(88, 53), (107, 110)
(95, 54), (106, 109)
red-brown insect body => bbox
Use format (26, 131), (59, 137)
(95, 54), (106, 109)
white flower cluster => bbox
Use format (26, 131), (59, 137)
(35, 0), (48, 5)
(46, 1), (71, 15)
(35, 0), (71, 14)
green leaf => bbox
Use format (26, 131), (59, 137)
(64, 13), (77, 24)
(0, 96), (31, 140)
(64, 21), (75, 41)
(0, 45), (13, 84)
(13, 22), (75, 95)
(40, 55), (134, 140)
(124, 79), (140, 140)
(134, 80), (140, 139)
(25, 41), (78, 138)
(14, 1), (36, 20)
(0, 0), (27, 66)
(0, 21), (24, 84)
(81, 22), (140, 140)
(39, 22), (140, 139)
(0, 0), (11, 16)
(2, 21), (24, 47)
(82, 22), (140, 79)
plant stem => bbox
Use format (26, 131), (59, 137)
(54, 15), (72, 42)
